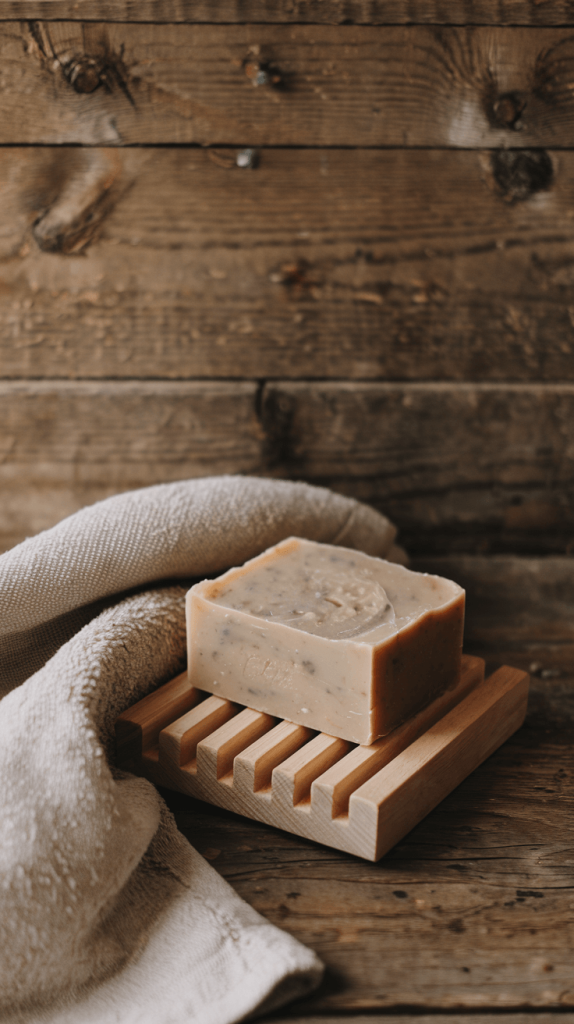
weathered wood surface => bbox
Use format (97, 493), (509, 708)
(2, 381), (574, 555)
(4, 1), (574, 24)
(413, 556), (574, 677)
(262, 382), (574, 555)
(0, 381), (263, 552)
(2, 146), (574, 383)
(164, 671), (574, 1011)
(6, 25), (574, 146)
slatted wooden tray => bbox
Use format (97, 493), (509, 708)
(115, 655), (529, 861)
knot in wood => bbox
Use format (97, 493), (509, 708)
(65, 57), (103, 95)
(491, 149), (553, 203)
(492, 92), (526, 131)
(271, 259), (318, 297)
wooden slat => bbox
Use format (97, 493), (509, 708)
(350, 666), (529, 860)
(196, 707), (275, 780)
(272, 733), (351, 807)
(5, 25), (574, 146)
(2, 146), (574, 384)
(262, 381), (574, 555)
(311, 655), (484, 819)
(169, 671), (574, 1010)
(158, 695), (239, 768)
(0, 380), (263, 553)
(115, 670), (198, 766)
(0, 381), (262, 476)
(124, 659), (524, 860)
(234, 719), (313, 794)
(2, 3), (574, 24)
(3, 380), (574, 554)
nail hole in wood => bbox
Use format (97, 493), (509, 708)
(243, 58), (284, 89)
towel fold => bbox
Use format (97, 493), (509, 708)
(0, 476), (396, 1024)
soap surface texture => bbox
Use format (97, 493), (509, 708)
(186, 537), (465, 744)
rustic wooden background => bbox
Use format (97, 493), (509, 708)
(4, 4), (574, 1018)
(3, 4), (574, 563)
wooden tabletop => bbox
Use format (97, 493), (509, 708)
(163, 650), (574, 1021)
(109, 550), (573, 1023)
(162, 551), (574, 1023)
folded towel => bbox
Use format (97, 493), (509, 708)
(0, 476), (396, 1024)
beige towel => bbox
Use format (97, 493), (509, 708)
(0, 476), (396, 1024)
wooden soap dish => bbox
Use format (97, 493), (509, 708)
(115, 656), (529, 861)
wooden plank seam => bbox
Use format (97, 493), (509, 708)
(115, 655), (529, 861)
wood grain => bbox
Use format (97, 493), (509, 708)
(3, 2), (574, 24)
(6, 25), (574, 146)
(2, 380), (574, 554)
(119, 657), (527, 861)
(0, 380), (263, 552)
(3, 146), (574, 383)
(262, 381), (574, 555)
(312, 657), (485, 819)
(354, 665), (528, 861)
(115, 669), (198, 767)
(413, 556), (574, 677)
(165, 673), (574, 1010)
(159, 694), (239, 768)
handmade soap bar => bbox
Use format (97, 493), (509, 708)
(186, 537), (465, 745)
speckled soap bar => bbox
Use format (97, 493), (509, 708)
(186, 537), (465, 745)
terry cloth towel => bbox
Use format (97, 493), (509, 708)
(0, 476), (397, 1024)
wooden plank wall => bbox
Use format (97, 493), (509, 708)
(2, 4), (573, 668)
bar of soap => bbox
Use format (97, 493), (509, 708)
(186, 537), (465, 745)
